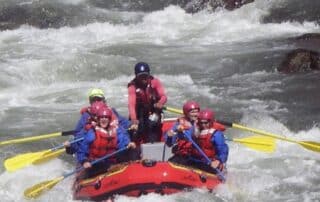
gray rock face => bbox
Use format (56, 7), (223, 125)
(278, 48), (320, 73)
(184, 0), (254, 13)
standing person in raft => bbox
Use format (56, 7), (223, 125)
(165, 100), (200, 166)
(192, 109), (229, 173)
(128, 62), (167, 145)
(76, 107), (136, 179)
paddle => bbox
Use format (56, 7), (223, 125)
(226, 136), (276, 153)
(183, 133), (226, 182)
(24, 147), (128, 199)
(4, 138), (83, 172)
(163, 106), (276, 152)
(163, 106), (183, 114)
(0, 130), (74, 146)
(164, 106), (320, 153)
(217, 120), (320, 153)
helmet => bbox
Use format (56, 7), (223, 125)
(88, 88), (105, 98)
(97, 107), (112, 119)
(134, 62), (150, 76)
(88, 88), (105, 104)
(90, 101), (107, 116)
(198, 109), (214, 123)
(183, 101), (200, 115)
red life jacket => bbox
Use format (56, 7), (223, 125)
(89, 126), (118, 160)
(212, 122), (226, 131)
(128, 76), (160, 113)
(174, 117), (195, 156)
(194, 128), (217, 160)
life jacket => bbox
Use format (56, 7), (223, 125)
(128, 76), (160, 114)
(194, 128), (217, 160)
(173, 117), (195, 156)
(212, 122), (226, 131)
(89, 126), (118, 160)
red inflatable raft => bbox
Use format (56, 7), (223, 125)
(73, 160), (222, 201)
(73, 118), (223, 200)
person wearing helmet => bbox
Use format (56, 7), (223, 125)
(191, 109), (229, 173)
(73, 88), (107, 136)
(164, 100), (200, 166)
(76, 107), (136, 179)
(127, 62), (167, 145)
(64, 98), (109, 154)
(65, 88), (131, 155)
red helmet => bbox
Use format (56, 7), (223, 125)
(198, 109), (215, 123)
(90, 101), (107, 116)
(97, 107), (112, 119)
(183, 101), (200, 115)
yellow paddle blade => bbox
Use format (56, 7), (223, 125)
(4, 149), (51, 172)
(299, 141), (320, 152)
(232, 136), (276, 153)
(0, 132), (62, 146)
(32, 149), (65, 165)
(24, 176), (64, 199)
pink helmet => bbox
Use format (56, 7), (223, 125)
(97, 107), (112, 119)
(183, 101), (200, 115)
(90, 101), (107, 116)
(198, 109), (215, 123)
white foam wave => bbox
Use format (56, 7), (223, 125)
(1, 1), (318, 54)
(0, 159), (73, 202)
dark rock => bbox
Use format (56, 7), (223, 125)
(262, 0), (320, 24)
(0, 6), (28, 30)
(89, 0), (255, 13)
(184, 0), (254, 13)
(278, 49), (320, 73)
(222, 0), (254, 10)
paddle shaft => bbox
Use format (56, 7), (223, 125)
(163, 106), (183, 114)
(183, 134), (226, 182)
(164, 106), (320, 152)
(50, 137), (83, 152)
(218, 120), (299, 143)
(63, 147), (128, 178)
(0, 130), (74, 146)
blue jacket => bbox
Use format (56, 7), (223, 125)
(74, 111), (90, 136)
(76, 126), (130, 164)
(210, 130), (229, 163)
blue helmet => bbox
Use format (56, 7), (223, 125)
(134, 62), (150, 76)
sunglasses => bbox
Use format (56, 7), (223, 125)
(99, 116), (110, 119)
(199, 121), (209, 124)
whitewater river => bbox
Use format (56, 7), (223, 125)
(0, 0), (319, 201)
